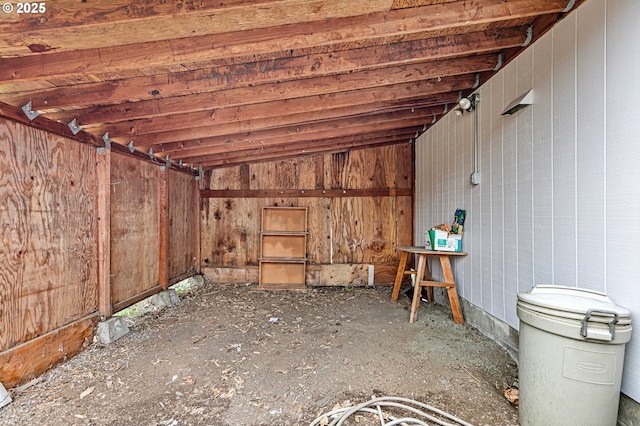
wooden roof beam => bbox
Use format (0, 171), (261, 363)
(0, 0), (392, 57)
(4, 28), (524, 110)
(151, 108), (434, 158)
(0, 0), (571, 82)
(196, 131), (418, 169)
(173, 118), (427, 163)
(46, 73), (479, 129)
(95, 96), (452, 141)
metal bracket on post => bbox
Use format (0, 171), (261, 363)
(68, 119), (82, 135)
(165, 155), (171, 168)
(195, 165), (203, 181)
(127, 141), (135, 153)
(21, 101), (40, 121)
(102, 132), (112, 150)
(148, 148), (155, 160)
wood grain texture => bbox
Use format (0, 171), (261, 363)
(201, 145), (412, 282)
(109, 153), (160, 308)
(0, 119), (97, 352)
(158, 169), (168, 289)
(203, 266), (259, 284)
(96, 148), (112, 319)
(0, 315), (98, 388)
(168, 169), (198, 282)
(201, 197), (261, 267)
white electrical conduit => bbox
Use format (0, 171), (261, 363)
(309, 396), (474, 426)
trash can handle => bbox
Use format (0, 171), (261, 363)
(580, 309), (619, 340)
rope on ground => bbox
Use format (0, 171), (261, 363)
(309, 395), (474, 426)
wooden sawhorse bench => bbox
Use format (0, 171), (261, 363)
(391, 246), (467, 324)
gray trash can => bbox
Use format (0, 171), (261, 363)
(517, 285), (632, 426)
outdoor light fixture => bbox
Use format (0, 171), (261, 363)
(460, 93), (479, 111)
(454, 93), (479, 116)
(453, 93), (481, 185)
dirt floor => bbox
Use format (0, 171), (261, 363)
(0, 280), (519, 426)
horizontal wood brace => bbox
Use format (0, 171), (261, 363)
(201, 188), (412, 198)
(112, 285), (162, 313)
(259, 258), (308, 262)
(418, 280), (455, 288)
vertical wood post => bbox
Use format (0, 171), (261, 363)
(193, 176), (201, 274)
(96, 148), (112, 319)
(158, 167), (169, 290)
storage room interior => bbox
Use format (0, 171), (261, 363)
(0, 0), (639, 424)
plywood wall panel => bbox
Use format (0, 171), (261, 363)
(205, 166), (244, 190)
(201, 145), (413, 283)
(168, 169), (198, 282)
(110, 153), (160, 307)
(201, 197), (260, 267)
(251, 157), (318, 189)
(330, 196), (396, 264)
(0, 119), (97, 351)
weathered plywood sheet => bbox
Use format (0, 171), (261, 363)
(201, 145), (413, 284)
(319, 264), (369, 286)
(201, 197), (261, 267)
(205, 166), (244, 190)
(110, 153), (159, 307)
(326, 144), (412, 190)
(203, 266), (259, 284)
(168, 169), (197, 282)
(330, 197), (397, 264)
(251, 157), (318, 189)
(0, 119), (97, 352)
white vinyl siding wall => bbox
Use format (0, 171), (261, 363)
(414, 0), (640, 401)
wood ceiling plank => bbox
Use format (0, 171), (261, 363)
(391, 0), (457, 8)
(0, 0), (393, 56)
(46, 73), (478, 127)
(96, 93), (458, 142)
(0, 0), (570, 82)
(193, 131), (419, 168)
(161, 115), (429, 162)
(110, 103), (445, 145)
(5, 29), (523, 111)
(150, 107), (438, 157)
(0, 0), (275, 32)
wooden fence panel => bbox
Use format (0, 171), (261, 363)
(168, 169), (198, 283)
(110, 153), (160, 309)
(0, 119), (97, 351)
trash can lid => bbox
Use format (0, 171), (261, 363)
(517, 285), (631, 319)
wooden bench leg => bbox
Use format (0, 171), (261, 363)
(391, 250), (409, 302)
(409, 254), (427, 323)
(439, 255), (464, 325)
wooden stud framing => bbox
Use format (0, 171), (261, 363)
(158, 167), (169, 290)
(193, 177), (202, 274)
(96, 147), (112, 319)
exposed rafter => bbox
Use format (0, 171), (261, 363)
(0, 0), (580, 169)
